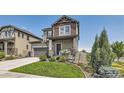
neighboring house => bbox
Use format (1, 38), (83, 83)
(0, 25), (41, 57)
(40, 15), (79, 56)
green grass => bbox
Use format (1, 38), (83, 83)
(10, 62), (85, 78)
(112, 62), (124, 76)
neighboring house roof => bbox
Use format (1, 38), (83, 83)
(42, 28), (52, 32)
(48, 35), (78, 40)
(0, 25), (42, 40)
(52, 15), (79, 26)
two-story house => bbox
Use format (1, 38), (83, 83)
(0, 25), (41, 57)
(40, 15), (79, 57)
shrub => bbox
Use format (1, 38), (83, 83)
(60, 49), (70, 56)
(86, 53), (91, 62)
(77, 63), (84, 67)
(93, 66), (118, 78)
(56, 56), (60, 60)
(0, 52), (5, 59)
(5, 55), (16, 60)
(59, 56), (66, 62)
(49, 56), (56, 62)
(39, 55), (47, 61)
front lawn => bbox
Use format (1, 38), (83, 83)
(10, 62), (85, 78)
(112, 62), (124, 77)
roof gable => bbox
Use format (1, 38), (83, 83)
(52, 15), (79, 26)
(0, 25), (42, 40)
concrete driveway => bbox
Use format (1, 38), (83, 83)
(0, 57), (39, 70)
(0, 57), (47, 78)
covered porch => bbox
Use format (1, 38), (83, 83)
(0, 40), (17, 55)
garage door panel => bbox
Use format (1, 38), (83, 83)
(34, 48), (47, 57)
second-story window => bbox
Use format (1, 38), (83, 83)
(18, 32), (20, 37)
(59, 25), (71, 36)
(8, 31), (11, 37)
(5, 31), (7, 37)
(27, 35), (29, 40)
(22, 33), (24, 38)
(0, 27), (15, 39)
(48, 31), (52, 37)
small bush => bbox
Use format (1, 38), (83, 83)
(77, 63), (84, 68)
(39, 55), (47, 61)
(94, 66), (118, 78)
(86, 53), (91, 62)
(56, 56), (60, 60)
(59, 56), (66, 62)
(49, 56), (56, 62)
(0, 52), (5, 59)
(5, 55), (16, 60)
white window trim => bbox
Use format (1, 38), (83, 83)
(48, 31), (52, 37)
(59, 25), (71, 36)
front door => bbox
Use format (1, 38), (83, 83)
(56, 44), (61, 55)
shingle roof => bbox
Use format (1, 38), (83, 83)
(0, 25), (42, 40)
(52, 15), (79, 26)
(42, 27), (52, 32)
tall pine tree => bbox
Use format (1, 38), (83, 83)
(90, 28), (113, 72)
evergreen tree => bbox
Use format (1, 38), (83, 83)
(90, 35), (100, 71)
(99, 29), (112, 66)
(90, 28), (113, 72)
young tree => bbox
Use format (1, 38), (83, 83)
(90, 35), (100, 71)
(99, 30), (113, 66)
(90, 29), (113, 72)
(111, 41), (124, 62)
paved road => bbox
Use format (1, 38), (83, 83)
(115, 57), (124, 62)
(0, 57), (47, 78)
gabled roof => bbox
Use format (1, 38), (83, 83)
(52, 15), (79, 26)
(0, 25), (42, 40)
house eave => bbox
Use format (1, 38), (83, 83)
(48, 35), (78, 40)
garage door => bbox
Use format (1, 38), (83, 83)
(34, 48), (47, 57)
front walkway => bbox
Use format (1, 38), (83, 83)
(0, 57), (48, 78)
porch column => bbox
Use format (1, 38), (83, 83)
(49, 40), (52, 57)
(4, 41), (7, 55)
(73, 37), (78, 50)
(32, 48), (34, 57)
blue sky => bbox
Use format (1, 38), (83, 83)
(0, 15), (124, 51)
